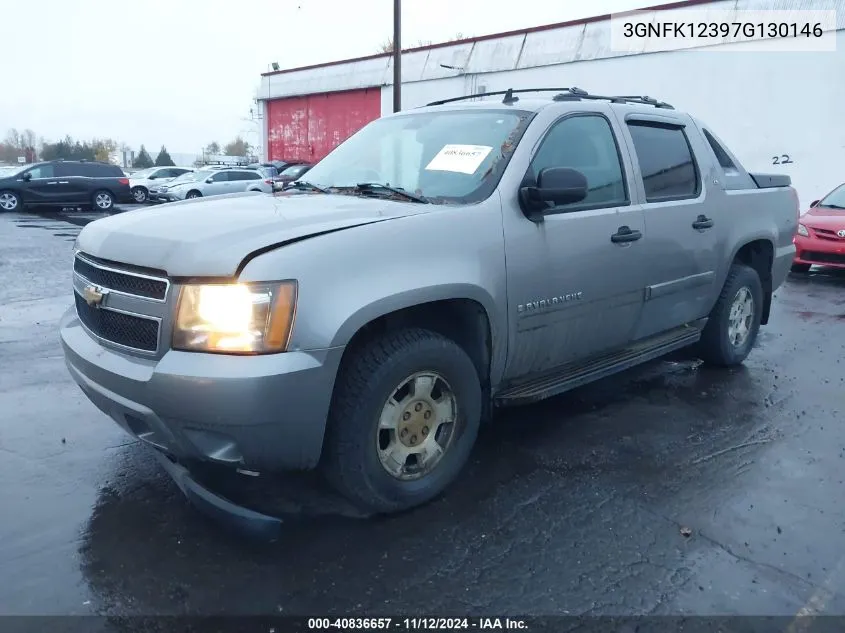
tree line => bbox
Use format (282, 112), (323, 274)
(1, 127), (254, 169)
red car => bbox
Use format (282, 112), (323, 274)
(792, 182), (845, 272)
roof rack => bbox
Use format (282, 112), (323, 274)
(425, 87), (674, 109)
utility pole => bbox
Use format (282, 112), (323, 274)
(393, 0), (401, 112)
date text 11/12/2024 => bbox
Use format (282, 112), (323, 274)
(306, 618), (529, 630)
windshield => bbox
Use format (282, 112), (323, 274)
(818, 183), (845, 208)
(4, 164), (30, 177)
(282, 164), (308, 177)
(302, 109), (534, 204)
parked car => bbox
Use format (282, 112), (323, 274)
(146, 170), (193, 202)
(128, 166), (194, 203)
(157, 167), (273, 201)
(273, 163), (312, 191)
(0, 159), (131, 212)
(247, 163), (280, 178)
(791, 182), (845, 271)
(61, 88), (798, 531)
(269, 159), (295, 172)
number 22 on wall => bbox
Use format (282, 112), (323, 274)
(772, 154), (794, 165)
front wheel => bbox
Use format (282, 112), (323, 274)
(696, 263), (763, 367)
(186, 190), (202, 199)
(0, 191), (21, 212)
(791, 262), (811, 273)
(92, 190), (114, 211)
(131, 187), (148, 203)
(322, 328), (482, 514)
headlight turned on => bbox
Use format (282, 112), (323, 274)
(797, 224), (810, 237)
(173, 281), (297, 354)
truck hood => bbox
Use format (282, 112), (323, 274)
(75, 192), (431, 277)
(803, 205), (845, 229)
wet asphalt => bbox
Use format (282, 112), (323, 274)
(1, 205), (844, 624)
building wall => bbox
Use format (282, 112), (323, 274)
(266, 88), (381, 163)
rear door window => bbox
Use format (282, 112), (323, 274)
(626, 122), (700, 202)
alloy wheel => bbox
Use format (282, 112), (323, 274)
(376, 371), (459, 481)
(727, 286), (755, 347)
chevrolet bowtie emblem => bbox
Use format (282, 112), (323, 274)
(83, 284), (108, 307)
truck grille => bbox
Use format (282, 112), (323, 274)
(74, 293), (160, 352)
(73, 252), (169, 354)
(73, 254), (168, 300)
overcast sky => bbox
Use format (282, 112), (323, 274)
(2, 0), (675, 155)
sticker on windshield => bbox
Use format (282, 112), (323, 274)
(425, 144), (493, 175)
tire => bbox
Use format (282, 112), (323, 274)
(322, 328), (482, 514)
(696, 263), (764, 367)
(92, 190), (114, 212)
(186, 190), (202, 199)
(131, 187), (148, 203)
(0, 190), (21, 212)
(791, 262), (811, 273)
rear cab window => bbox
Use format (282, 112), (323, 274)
(702, 129), (737, 171)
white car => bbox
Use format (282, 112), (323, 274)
(128, 166), (194, 203)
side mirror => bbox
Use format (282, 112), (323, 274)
(205, 177), (214, 184)
(519, 167), (588, 220)
(810, 199), (820, 207)
(22, 172), (32, 182)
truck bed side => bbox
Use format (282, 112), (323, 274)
(691, 118), (799, 310)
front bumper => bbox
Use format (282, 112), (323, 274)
(60, 306), (345, 473)
(153, 450), (283, 540)
(793, 234), (845, 268)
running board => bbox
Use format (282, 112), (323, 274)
(495, 324), (703, 407)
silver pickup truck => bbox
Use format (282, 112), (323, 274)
(60, 88), (798, 532)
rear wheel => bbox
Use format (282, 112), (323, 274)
(0, 191), (21, 212)
(696, 263), (763, 367)
(791, 262), (811, 273)
(92, 190), (114, 211)
(131, 187), (148, 203)
(322, 328), (482, 514)
(186, 190), (202, 199)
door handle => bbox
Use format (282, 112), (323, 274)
(611, 226), (643, 243)
(692, 215), (714, 230)
(46, 181), (59, 185)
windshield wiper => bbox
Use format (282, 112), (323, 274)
(821, 203), (845, 209)
(353, 182), (430, 204)
(283, 180), (328, 193)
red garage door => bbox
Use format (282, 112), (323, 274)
(266, 88), (381, 163)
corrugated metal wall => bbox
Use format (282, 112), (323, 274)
(265, 88), (381, 163)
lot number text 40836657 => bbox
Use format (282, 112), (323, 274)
(307, 618), (528, 630)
